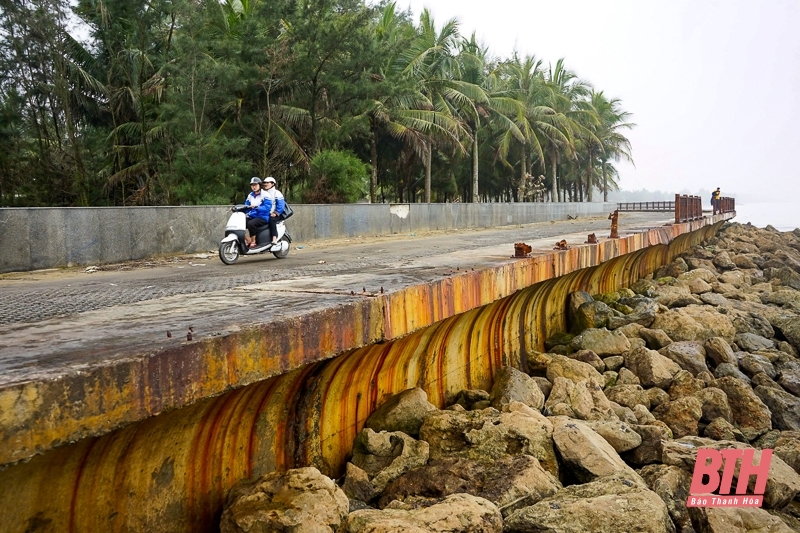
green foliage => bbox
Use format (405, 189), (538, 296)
(0, 0), (634, 207)
(302, 149), (369, 203)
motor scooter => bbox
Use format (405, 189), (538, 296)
(218, 205), (292, 265)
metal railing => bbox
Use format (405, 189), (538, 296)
(675, 194), (703, 223)
(616, 201), (674, 212)
(714, 196), (735, 215)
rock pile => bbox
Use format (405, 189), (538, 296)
(220, 223), (800, 533)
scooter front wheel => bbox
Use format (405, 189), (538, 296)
(219, 240), (240, 264)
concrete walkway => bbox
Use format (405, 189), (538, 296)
(3, 210), (727, 466)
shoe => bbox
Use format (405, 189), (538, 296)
(248, 242), (258, 248)
(270, 242), (278, 248)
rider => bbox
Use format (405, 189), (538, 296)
(261, 177), (286, 247)
(244, 177), (270, 248)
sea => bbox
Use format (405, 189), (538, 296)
(729, 202), (799, 232)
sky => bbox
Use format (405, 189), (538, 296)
(396, 0), (800, 203)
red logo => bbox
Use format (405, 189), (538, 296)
(686, 448), (772, 507)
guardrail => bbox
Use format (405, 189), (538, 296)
(617, 201), (674, 212)
(714, 196), (735, 215)
(674, 194), (703, 223)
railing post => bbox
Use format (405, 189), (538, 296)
(675, 194), (681, 223)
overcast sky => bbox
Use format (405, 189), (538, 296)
(397, 0), (799, 203)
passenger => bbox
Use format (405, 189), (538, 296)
(261, 176), (286, 247)
(244, 177), (270, 248)
(712, 187), (722, 214)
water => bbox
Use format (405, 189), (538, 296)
(730, 202), (799, 232)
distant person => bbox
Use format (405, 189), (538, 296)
(712, 187), (722, 214)
(261, 176), (286, 247)
(244, 177), (270, 248)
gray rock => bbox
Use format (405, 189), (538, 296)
(715, 376), (772, 441)
(712, 250), (737, 270)
(739, 353), (777, 379)
(490, 366), (545, 412)
(704, 337), (738, 367)
(751, 372), (782, 390)
(688, 506), (794, 533)
(713, 362), (751, 384)
(570, 328), (632, 357)
(551, 417), (640, 482)
(582, 418), (643, 453)
(623, 424), (673, 465)
(703, 417), (746, 442)
(365, 388), (437, 437)
(603, 356), (625, 372)
(624, 346), (682, 389)
(754, 385), (800, 431)
(647, 387), (671, 408)
(659, 341), (709, 376)
(221, 467), (349, 533)
(351, 429), (430, 494)
(616, 367), (641, 385)
(639, 328), (674, 350)
(572, 300), (616, 332)
(568, 349), (606, 373)
(504, 473), (674, 533)
(639, 464), (694, 533)
(735, 332), (775, 353)
(604, 384), (650, 410)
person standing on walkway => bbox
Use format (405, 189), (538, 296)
(712, 187), (722, 214)
(261, 177), (286, 247)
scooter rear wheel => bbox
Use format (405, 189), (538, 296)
(272, 236), (291, 259)
(219, 240), (240, 264)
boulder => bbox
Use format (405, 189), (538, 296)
(712, 250), (737, 270)
(604, 384), (650, 410)
(639, 328), (674, 350)
(616, 367), (641, 385)
(343, 493), (503, 533)
(703, 417), (746, 442)
(693, 387), (733, 423)
(489, 366), (545, 411)
(582, 418), (643, 453)
(545, 378), (616, 421)
(568, 349), (606, 373)
(774, 431), (800, 473)
(623, 347), (682, 389)
(220, 467), (349, 533)
(688, 506), (794, 533)
(647, 387), (671, 408)
(351, 429), (430, 494)
(772, 315), (800, 353)
(546, 355), (605, 386)
(570, 328), (631, 357)
(739, 353), (777, 379)
(735, 332), (775, 353)
(550, 417), (640, 482)
(504, 473), (674, 533)
(365, 388), (437, 437)
(572, 300), (616, 332)
(653, 395), (703, 438)
(751, 372), (782, 390)
(452, 389), (490, 410)
(713, 362), (751, 383)
(754, 386), (800, 431)
(639, 464), (694, 533)
(419, 402), (558, 476)
(716, 376), (773, 441)
(623, 424), (673, 465)
(667, 370), (705, 400)
(650, 305), (736, 343)
(659, 341), (709, 376)
(603, 355), (625, 372)
(378, 455), (560, 517)
(704, 337), (738, 367)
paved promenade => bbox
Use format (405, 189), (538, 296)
(3, 210), (723, 466)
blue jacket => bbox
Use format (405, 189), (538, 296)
(245, 191), (271, 221)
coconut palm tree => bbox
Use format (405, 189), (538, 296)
(591, 90), (634, 201)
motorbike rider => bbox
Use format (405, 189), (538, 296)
(261, 177), (286, 247)
(244, 177), (270, 248)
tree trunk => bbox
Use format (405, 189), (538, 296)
(370, 129), (378, 203)
(517, 146), (527, 202)
(602, 161), (608, 202)
(550, 146), (558, 202)
(586, 149), (593, 202)
(472, 131), (479, 203)
(424, 141), (431, 203)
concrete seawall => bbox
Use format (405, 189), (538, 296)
(0, 202), (614, 273)
(0, 212), (734, 532)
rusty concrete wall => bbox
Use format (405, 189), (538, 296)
(0, 221), (722, 533)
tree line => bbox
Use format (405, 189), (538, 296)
(0, 0), (634, 207)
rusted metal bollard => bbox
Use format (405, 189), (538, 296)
(608, 210), (619, 238)
(513, 242), (532, 257)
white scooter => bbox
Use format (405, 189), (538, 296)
(218, 205), (292, 264)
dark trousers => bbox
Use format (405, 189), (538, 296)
(246, 217), (268, 242)
(267, 215), (278, 242)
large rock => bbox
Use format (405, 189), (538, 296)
(735, 332), (775, 352)
(738, 353), (777, 379)
(419, 402), (558, 476)
(659, 341), (709, 376)
(639, 464), (694, 533)
(490, 366), (545, 411)
(570, 328), (632, 356)
(693, 387), (733, 423)
(343, 493), (503, 533)
(651, 305), (736, 343)
(350, 429), (430, 494)
(604, 384), (651, 410)
(546, 355), (605, 386)
(582, 418), (643, 453)
(716, 376), (772, 441)
(504, 473), (674, 533)
(572, 300), (616, 332)
(639, 328), (674, 350)
(653, 395), (703, 438)
(688, 506), (794, 533)
(365, 388), (437, 437)
(774, 431), (800, 473)
(623, 346), (682, 389)
(545, 378), (616, 421)
(550, 417), (640, 482)
(772, 315), (800, 352)
(378, 455), (561, 517)
(624, 424), (673, 465)
(220, 467), (349, 533)
(667, 370), (705, 400)
(704, 337), (738, 367)
(755, 386), (800, 431)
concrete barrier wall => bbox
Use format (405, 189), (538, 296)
(0, 202), (614, 273)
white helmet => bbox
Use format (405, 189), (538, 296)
(264, 176), (276, 184)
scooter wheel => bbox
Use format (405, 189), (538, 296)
(219, 241), (240, 264)
(272, 237), (290, 259)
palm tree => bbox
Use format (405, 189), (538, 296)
(591, 90), (634, 201)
